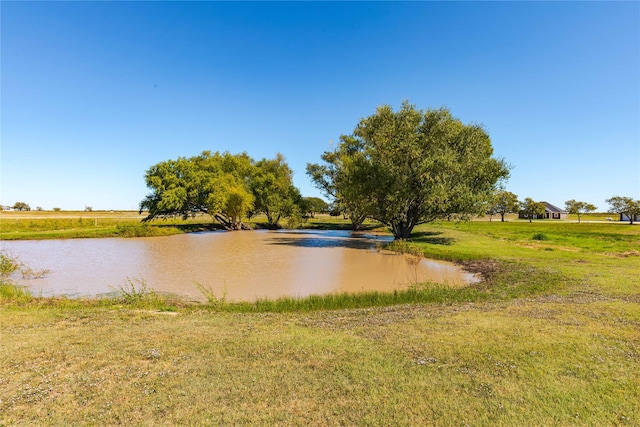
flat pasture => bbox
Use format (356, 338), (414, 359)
(1, 214), (638, 425)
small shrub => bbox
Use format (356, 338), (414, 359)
(0, 251), (21, 278)
(194, 281), (227, 307)
(0, 282), (32, 302)
(118, 278), (156, 304)
(0, 251), (49, 280)
(532, 232), (549, 241)
(116, 223), (151, 237)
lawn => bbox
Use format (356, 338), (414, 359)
(1, 217), (638, 425)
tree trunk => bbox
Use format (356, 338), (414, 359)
(391, 220), (414, 240)
(350, 213), (367, 231)
(214, 214), (233, 230)
(501, 213), (505, 222)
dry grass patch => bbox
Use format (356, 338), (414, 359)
(2, 300), (638, 426)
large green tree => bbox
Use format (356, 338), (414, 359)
(140, 151), (257, 230)
(12, 202), (31, 211)
(488, 190), (520, 222)
(250, 153), (302, 229)
(301, 197), (329, 218)
(564, 199), (597, 223)
(309, 101), (509, 239)
(606, 196), (640, 224)
(306, 136), (376, 231)
(520, 198), (546, 223)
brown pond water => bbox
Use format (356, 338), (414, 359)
(1, 230), (477, 302)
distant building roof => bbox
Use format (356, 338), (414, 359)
(542, 202), (567, 214)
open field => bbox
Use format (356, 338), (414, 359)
(0, 211), (204, 239)
(1, 217), (639, 425)
(0, 211), (387, 240)
(0, 210), (627, 240)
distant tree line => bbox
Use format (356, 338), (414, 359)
(12, 202), (31, 211)
(606, 196), (640, 225)
(133, 101), (637, 235)
(485, 192), (639, 225)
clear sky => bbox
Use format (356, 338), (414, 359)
(1, 1), (638, 212)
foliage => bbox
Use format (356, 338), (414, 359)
(0, 282), (32, 302)
(531, 232), (548, 241)
(300, 197), (328, 218)
(140, 151), (302, 230)
(194, 281), (228, 308)
(140, 151), (254, 230)
(308, 101), (510, 239)
(0, 251), (21, 278)
(116, 278), (162, 306)
(250, 153), (302, 229)
(12, 201), (31, 211)
(306, 138), (375, 231)
(520, 198), (546, 222)
(606, 196), (640, 224)
(2, 220), (638, 425)
(564, 199), (597, 223)
(0, 251), (49, 279)
(488, 190), (519, 222)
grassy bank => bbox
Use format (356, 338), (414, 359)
(0, 211), (220, 239)
(0, 211), (380, 240)
(1, 220), (638, 425)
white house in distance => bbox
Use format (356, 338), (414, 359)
(519, 202), (569, 220)
(620, 214), (640, 222)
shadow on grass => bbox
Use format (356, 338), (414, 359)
(410, 231), (456, 246)
(265, 233), (382, 250)
(303, 221), (381, 231)
(155, 223), (225, 233)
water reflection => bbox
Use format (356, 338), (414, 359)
(2, 230), (476, 302)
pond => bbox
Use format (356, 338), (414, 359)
(1, 230), (477, 302)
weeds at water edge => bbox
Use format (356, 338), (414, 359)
(0, 250), (50, 279)
(194, 281), (228, 307)
(117, 277), (160, 305)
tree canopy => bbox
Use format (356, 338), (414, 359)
(564, 199), (597, 223)
(140, 151), (301, 230)
(13, 202), (31, 211)
(307, 101), (510, 239)
(520, 198), (546, 223)
(306, 136), (375, 231)
(251, 154), (303, 229)
(488, 190), (520, 222)
(301, 197), (329, 218)
(606, 196), (640, 225)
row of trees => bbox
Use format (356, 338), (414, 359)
(487, 191), (640, 224)
(11, 202), (31, 211)
(307, 101), (510, 239)
(140, 151), (315, 230)
(485, 192), (597, 223)
(606, 196), (640, 225)
(140, 102), (637, 235)
(6, 203), (94, 212)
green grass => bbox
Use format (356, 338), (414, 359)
(0, 214), (215, 240)
(0, 211), (370, 240)
(0, 219), (638, 425)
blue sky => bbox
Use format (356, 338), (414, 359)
(1, 1), (638, 211)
